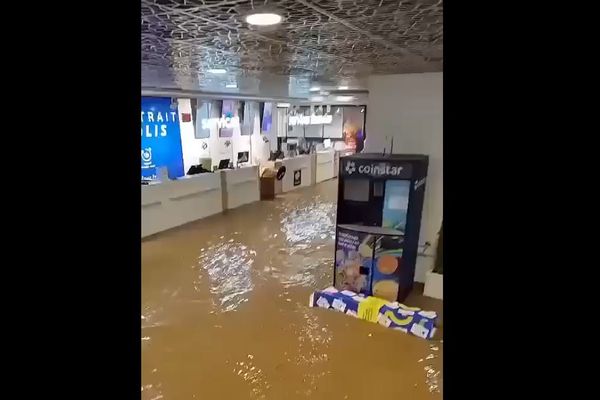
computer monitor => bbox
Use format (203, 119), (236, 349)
(218, 159), (230, 169)
(237, 151), (249, 164)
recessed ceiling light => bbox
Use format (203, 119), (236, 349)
(277, 103), (291, 107)
(225, 83), (237, 88)
(337, 85), (349, 90)
(309, 87), (320, 92)
(335, 95), (355, 102)
(311, 96), (324, 102)
(207, 68), (227, 74)
(245, 12), (282, 26)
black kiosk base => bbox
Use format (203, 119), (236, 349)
(333, 153), (428, 302)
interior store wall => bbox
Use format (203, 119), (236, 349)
(178, 98), (277, 171)
(277, 106), (360, 146)
(365, 72), (443, 282)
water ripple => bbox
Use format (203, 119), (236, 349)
(279, 199), (336, 246)
(197, 240), (256, 313)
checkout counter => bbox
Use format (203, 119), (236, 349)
(274, 154), (313, 192)
(219, 165), (260, 210)
(141, 173), (223, 238)
(315, 149), (335, 183)
(141, 165), (261, 238)
(142, 149), (346, 238)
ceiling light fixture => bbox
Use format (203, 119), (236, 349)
(207, 68), (227, 74)
(245, 12), (282, 26)
(309, 87), (320, 92)
(335, 95), (355, 102)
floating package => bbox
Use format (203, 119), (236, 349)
(309, 286), (437, 340)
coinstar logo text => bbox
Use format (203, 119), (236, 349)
(344, 161), (404, 176)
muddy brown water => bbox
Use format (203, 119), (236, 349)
(142, 179), (442, 399)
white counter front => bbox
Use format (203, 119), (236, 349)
(276, 155), (313, 192)
(141, 173), (223, 238)
(220, 165), (260, 210)
(315, 150), (335, 183)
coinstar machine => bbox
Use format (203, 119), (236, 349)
(333, 153), (429, 302)
(309, 153), (435, 339)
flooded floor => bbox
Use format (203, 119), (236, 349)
(142, 179), (443, 400)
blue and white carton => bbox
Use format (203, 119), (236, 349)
(309, 286), (437, 340)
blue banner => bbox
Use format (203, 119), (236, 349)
(141, 97), (184, 180)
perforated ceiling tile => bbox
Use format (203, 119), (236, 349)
(141, 0), (443, 96)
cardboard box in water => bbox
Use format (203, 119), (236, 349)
(260, 176), (275, 200)
(309, 286), (437, 340)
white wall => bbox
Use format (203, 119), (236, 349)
(365, 72), (443, 281)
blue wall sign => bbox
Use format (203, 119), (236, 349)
(141, 97), (184, 180)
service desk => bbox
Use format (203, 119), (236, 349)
(141, 173), (222, 238)
(315, 150), (335, 183)
(220, 165), (260, 210)
(275, 155), (313, 192)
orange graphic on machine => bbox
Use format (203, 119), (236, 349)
(377, 255), (399, 274)
(373, 280), (400, 302)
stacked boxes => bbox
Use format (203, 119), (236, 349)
(309, 286), (437, 340)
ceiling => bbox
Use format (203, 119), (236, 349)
(141, 0), (443, 100)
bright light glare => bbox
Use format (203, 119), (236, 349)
(208, 68), (227, 74)
(225, 83), (237, 88)
(335, 96), (355, 102)
(337, 85), (349, 90)
(311, 96), (324, 102)
(277, 103), (291, 107)
(309, 87), (320, 92)
(245, 13), (282, 26)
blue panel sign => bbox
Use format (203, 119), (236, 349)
(382, 180), (410, 232)
(141, 97), (184, 180)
